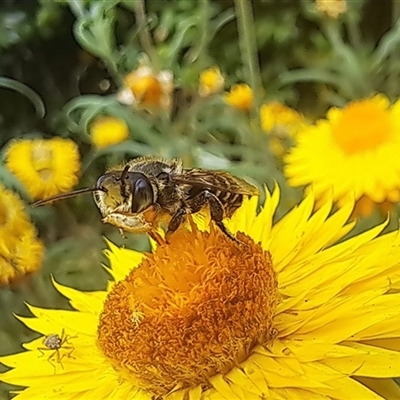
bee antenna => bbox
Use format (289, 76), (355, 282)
(32, 187), (105, 208)
(119, 165), (130, 181)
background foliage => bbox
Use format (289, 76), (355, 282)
(0, 0), (398, 398)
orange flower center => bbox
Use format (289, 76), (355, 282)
(97, 225), (277, 396)
(332, 100), (393, 154)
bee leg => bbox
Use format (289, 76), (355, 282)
(149, 231), (166, 246)
(187, 190), (240, 244)
(165, 208), (187, 243)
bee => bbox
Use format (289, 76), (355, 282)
(37, 329), (77, 373)
(33, 157), (260, 244)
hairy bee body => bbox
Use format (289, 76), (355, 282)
(93, 157), (260, 243)
(33, 157), (260, 244)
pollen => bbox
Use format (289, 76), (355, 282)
(98, 224), (277, 396)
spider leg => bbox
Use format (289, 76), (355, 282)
(46, 351), (57, 374)
(37, 347), (48, 357)
(63, 334), (78, 345)
(60, 328), (65, 342)
(53, 348), (65, 370)
(62, 345), (76, 359)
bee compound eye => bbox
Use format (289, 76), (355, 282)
(130, 177), (154, 213)
(95, 174), (108, 188)
(95, 173), (117, 192)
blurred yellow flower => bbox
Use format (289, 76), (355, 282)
(2, 188), (400, 399)
(285, 95), (400, 215)
(260, 101), (307, 157)
(260, 101), (306, 136)
(0, 184), (43, 285)
(117, 65), (174, 111)
(89, 116), (129, 149)
(316, 0), (347, 18)
(198, 66), (225, 97)
(6, 138), (80, 201)
(225, 83), (253, 111)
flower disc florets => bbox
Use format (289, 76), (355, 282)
(98, 225), (277, 396)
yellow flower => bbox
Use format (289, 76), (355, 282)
(117, 65), (174, 111)
(260, 101), (306, 136)
(285, 95), (400, 215)
(260, 101), (307, 157)
(2, 187), (400, 399)
(225, 83), (254, 111)
(5, 137), (80, 201)
(198, 66), (225, 97)
(0, 184), (43, 285)
(316, 0), (347, 18)
(89, 116), (129, 149)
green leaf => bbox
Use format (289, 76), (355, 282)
(278, 68), (343, 88)
(0, 77), (45, 118)
(373, 19), (400, 67)
(0, 166), (31, 201)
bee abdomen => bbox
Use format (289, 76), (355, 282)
(214, 191), (243, 218)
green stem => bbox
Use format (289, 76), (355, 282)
(389, 1), (400, 98)
(188, 0), (209, 63)
(344, 13), (361, 48)
(102, 54), (123, 86)
(233, 0), (263, 109)
(393, 0), (400, 24)
(133, 0), (160, 70)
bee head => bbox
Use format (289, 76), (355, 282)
(32, 166), (154, 215)
(95, 166), (154, 213)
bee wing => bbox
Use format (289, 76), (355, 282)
(171, 169), (260, 196)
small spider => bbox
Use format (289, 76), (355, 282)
(37, 329), (77, 373)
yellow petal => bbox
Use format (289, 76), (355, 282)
(271, 387), (330, 400)
(103, 238), (144, 282)
(322, 342), (400, 377)
(283, 339), (362, 362)
(269, 191), (315, 271)
(17, 305), (97, 336)
(209, 374), (243, 400)
(251, 184), (280, 249)
(52, 278), (106, 314)
(251, 351), (330, 389)
(242, 360), (270, 396)
(225, 366), (266, 397)
(300, 363), (383, 399)
(188, 385), (203, 400)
